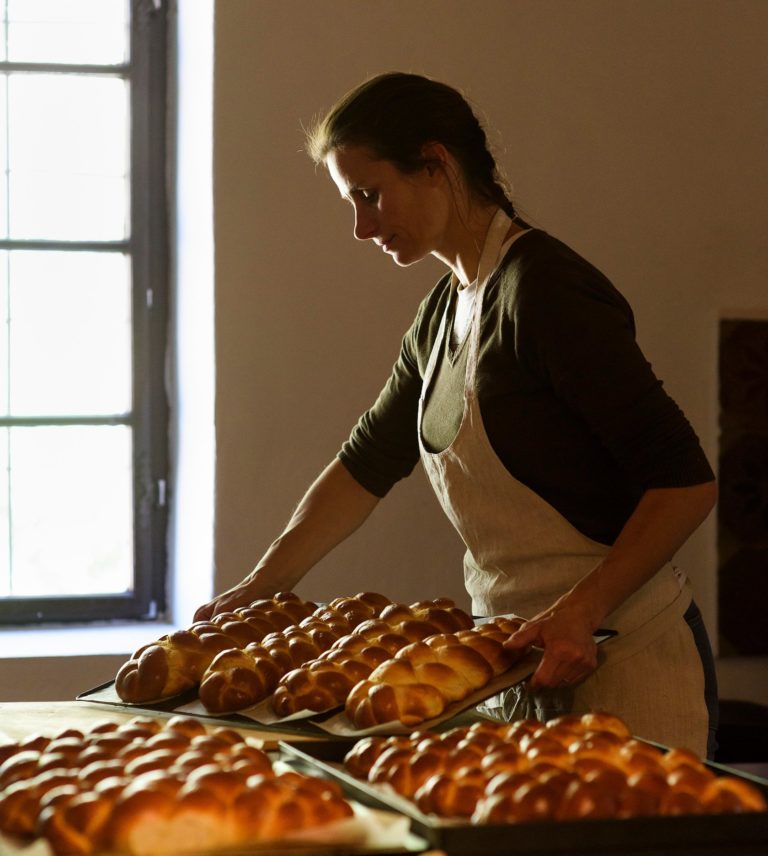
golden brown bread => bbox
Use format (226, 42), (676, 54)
(38, 790), (116, 855)
(115, 592), (318, 703)
(0, 771), (81, 837)
(414, 766), (487, 817)
(200, 596), (457, 718)
(0, 714), (353, 855)
(196, 592), (395, 714)
(344, 620), (525, 728)
(270, 638), (395, 717)
(314, 591), (393, 627)
(370, 746), (448, 799)
(196, 620), (341, 716)
(377, 602), (474, 632)
(0, 749), (42, 789)
(345, 678), (447, 728)
(197, 647), (284, 714)
(340, 713), (768, 823)
(269, 600), (476, 717)
(105, 771), (353, 854)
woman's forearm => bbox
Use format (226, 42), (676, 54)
(194, 458), (380, 619)
(563, 480), (718, 629)
(506, 479), (717, 688)
(248, 457), (381, 591)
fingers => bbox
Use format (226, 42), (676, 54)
(193, 602), (214, 622)
(194, 577), (265, 622)
(529, 663), (586, 690)
(193, 589), (235, 622)
(528, 639), (598, 690)
(503, 621), (541, 652)
(195, 591), (238, 622)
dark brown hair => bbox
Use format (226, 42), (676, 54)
(306, 72), (516, 217)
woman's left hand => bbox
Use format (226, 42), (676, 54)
(503, 603), (598, 690)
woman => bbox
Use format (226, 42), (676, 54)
(196, 73), (718, 757)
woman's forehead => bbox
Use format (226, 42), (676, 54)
(326, 146), (389, 196)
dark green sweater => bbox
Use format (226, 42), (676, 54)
(339, 230), (714, 545)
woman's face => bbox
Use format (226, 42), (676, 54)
(326, 145), (450, 267)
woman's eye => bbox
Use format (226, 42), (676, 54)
(360, 190), (378, 204)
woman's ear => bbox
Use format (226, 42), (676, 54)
(421, 141), (451, 179)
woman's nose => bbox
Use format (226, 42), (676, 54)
(353, 206), (377, 241)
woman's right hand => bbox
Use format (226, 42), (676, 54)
(193, 574), (276, 622)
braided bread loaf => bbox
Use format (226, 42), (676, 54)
(270, 602), (475, 717)
(270, 628), (402, 718)
(0, 714), (353, 855)
(342, 714), (768, 822)
(344, 617), (524, 728)
(115, 592), (318, 703)
(198, 623), (348, 714)
(197, 593), (393, 714)
(313, 591), (393, 626)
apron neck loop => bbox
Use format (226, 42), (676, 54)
(476, 208), (514, 291)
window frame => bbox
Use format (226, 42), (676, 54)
(0, 0), (170, 625)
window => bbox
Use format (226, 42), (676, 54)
(0, 0), (169, 624)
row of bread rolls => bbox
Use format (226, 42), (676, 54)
(344, 617), (526, 728)
(197, 625), (344, 714)
(115, 591), (527, 727)
(0, 714), (352, 855)
(269, 601), (477, 717)
(344, 712), (767, 822)
(197, 595), (475, 715)
(116, 591), (402, 705)
(115, 591), (323, 703)
(194, 594), (382, 714)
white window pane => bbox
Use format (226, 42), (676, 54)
(8, 74), (129, 241)
(10, 173), (129, 241)
(7, 0), (129, 65)
(9, 426), (133, 596)
(0, 430), (9, 597)
(10, 75), (129, 175)
(0, 77), (6, 239)
(0, 252), (7, 416)
(9, 252), (132, 417)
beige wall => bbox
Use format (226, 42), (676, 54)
(212, 1), (767, 700)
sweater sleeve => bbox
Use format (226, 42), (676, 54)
(338, 275), (452, 497)
(512, 241), (714, 491)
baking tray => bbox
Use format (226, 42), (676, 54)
(76, 681), (508, 742)
(279, 739), (768, 856)
(75, 681), (329, 741)
(77, 628), (615, 742)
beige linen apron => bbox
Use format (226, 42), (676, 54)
(418, 209), (709, 755)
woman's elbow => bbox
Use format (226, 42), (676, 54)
(696, 478), (718, 519)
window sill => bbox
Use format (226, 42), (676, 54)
(0, 623), (179, 660)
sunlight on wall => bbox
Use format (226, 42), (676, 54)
(168, 0), (215, 625)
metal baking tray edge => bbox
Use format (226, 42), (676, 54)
(75, 681), (328, 738)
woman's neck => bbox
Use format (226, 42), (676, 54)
(433, 204), (519, 286)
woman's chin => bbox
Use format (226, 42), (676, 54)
(388, 248), (425, 268)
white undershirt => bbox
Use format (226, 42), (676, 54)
(450, 229), (530, 349)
